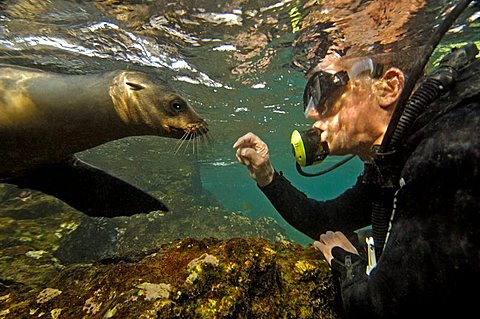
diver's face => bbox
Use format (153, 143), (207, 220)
(306, 79), (378, 160)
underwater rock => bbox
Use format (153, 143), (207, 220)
(0, 237), (340, 318)
(53, 206), (288, 264)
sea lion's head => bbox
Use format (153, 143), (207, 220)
(110, 71), (208, 139)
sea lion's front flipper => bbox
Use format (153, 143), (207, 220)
(9, 156), (169, 217)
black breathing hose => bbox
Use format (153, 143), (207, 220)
(295, 155), (355, 177)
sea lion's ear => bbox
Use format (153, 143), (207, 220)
(126, 82), (145, 91)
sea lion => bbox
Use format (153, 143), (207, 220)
(0, 63), (208, 217)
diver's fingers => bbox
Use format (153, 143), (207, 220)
(237, 147), (265, 166)
(313, 240), (333, 264)
(316, 231), (359, 255)
(233, 132), (262, 149)
(235, 148), (251, 166)
(332, 231), (359, 254)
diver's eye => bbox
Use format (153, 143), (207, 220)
(171, 100), (186, 112)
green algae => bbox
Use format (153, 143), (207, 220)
(1, 238), (339, 318)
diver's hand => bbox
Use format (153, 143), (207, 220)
(313, 231), (359, 265)
(233, 132), (275, 187)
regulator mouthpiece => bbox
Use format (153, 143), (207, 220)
(290, 128), (329, 167)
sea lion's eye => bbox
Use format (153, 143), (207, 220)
(171, 100), (185, 112)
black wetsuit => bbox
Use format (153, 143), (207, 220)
(259, 63), (480, 317)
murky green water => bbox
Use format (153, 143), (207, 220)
(1, 0), (478, 249)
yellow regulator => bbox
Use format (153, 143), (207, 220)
(290, 128), (329, 167)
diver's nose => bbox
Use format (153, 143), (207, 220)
(304, 95), (321, 119)
(305, 103), (321, 119)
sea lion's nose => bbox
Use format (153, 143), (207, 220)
(187, 120), (209, 134)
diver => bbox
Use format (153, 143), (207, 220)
(233, 36), (480, 318)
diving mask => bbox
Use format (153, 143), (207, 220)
(303, 57), (382, 117)
(303, 71), (348, 117)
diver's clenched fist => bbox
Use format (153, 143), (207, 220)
(233, 132), (275, 187)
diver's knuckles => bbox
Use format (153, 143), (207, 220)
(244, 132), (260, 142)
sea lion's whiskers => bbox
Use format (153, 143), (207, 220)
(181, 132), (189, 154)
(194, 132), (199, 155)
(192, 132), (196, 155)
(184, 132), (193, 154)
(192, 131), (201, 155)
(173, 124), (210, 155)
(174, 132), (188, 152)
(174, 132), (189, 155)
(196, 132), (203, 154)
(195, 133), (202, 155)
(202, 131), (211, 147)
(194, 130), (203, 149)
(199, 134), (203, 154)
(203, 130), (214, 146)
(198, 133), (204, 154)
(196, 127), (206, 144)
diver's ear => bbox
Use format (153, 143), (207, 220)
(126, 81), (145, 91)
(374, 68), (404, 108)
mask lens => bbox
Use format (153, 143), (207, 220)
(303, 73), (323, 115)
(303, 71), (349, 116)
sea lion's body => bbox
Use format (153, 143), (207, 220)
(0, 64), (208, 216)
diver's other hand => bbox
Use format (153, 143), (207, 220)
(313, 231), (359, 265)
(233, 132), (275, 187)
